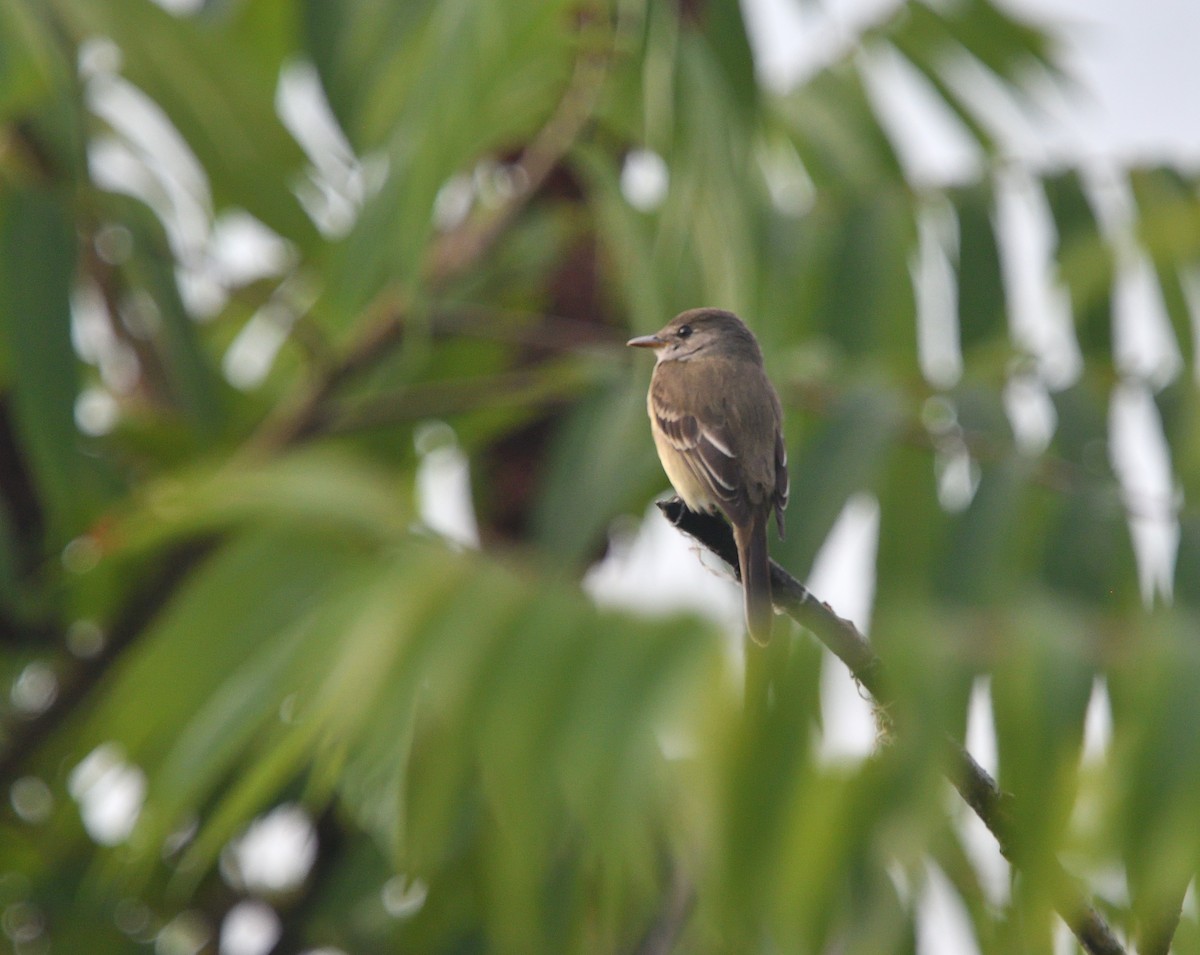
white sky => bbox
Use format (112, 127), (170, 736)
(744, 0), (1200, 170)
(1002, 0), (1200, 166)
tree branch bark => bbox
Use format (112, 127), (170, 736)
(655, 499), (1128, 955)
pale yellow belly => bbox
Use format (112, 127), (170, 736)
(651, 422), (718, 514)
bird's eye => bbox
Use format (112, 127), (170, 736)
(677, 325), (692, 339)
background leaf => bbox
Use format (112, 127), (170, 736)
(2, 1), (1199, 953)
(0, 187), (92, 544)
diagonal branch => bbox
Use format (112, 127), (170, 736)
(423, 15), (609, 285)
(248, 18), (612, 455)
(656, 499), (1127, 955)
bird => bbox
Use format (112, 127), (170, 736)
(627, 308), (788, 645)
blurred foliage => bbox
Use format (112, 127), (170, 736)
(0, 0), (1199, 953)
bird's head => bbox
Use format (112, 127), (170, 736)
(626, 308), (763, 365)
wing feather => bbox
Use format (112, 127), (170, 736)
(773, 427), (789, 538)
(648, 364), (786, 536)
(651, 394), (750, 524)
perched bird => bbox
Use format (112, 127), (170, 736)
(628, 308), (788, 644)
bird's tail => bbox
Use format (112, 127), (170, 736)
(734, 515), (773, 645)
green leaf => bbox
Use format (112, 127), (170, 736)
(811, 192), (918, 358)
(300, 0), (436, 152)
(175, 545), (459, 882)
(952, 181), (1008, 353)
(717, 636), (822, 930)
(883, 15), (998, 155)
(777, 381), (904, 579)
(1174, 516), (1200, 608)
(1129, 167), (1200, 367)
(101, 192), (227, 436)
(780, 66), (906, 190)
(938, 0), (1059, 82)
(66, 527), (370, 772)
(932, 385), (1033, 605)
(1043, 171), (1114, 359)
(112, 448), (410, 557)
(216, 0), (296, 81)
(1105, 618), (1200, 925)
(668, 38), (760, 310)
(313, 0), (578, 331)
(0, 0), (57, 121)
(0, 187), (92, 544)
(1041, 382), (1140, 607)
(875, 443), (944, 606)
(1154, 378), (1200, 499)
(530, 381), (662, 567)
(936, 456), (1033, 605)
(1160, 369), (1200, 618)
(51, 0), (315, 244)
(575, 144), (667, 329)
(695, 0), (758, 122)
(990, 600), (1093, 884)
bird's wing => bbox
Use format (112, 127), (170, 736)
(774, 426), (788, 539)
(651, 394), (751, 526)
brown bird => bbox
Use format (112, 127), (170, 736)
(628, 308), (788, 644)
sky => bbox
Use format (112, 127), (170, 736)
(744, 0), (1200, 173)
(1002, 0), (1200, 166)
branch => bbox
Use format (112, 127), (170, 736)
(655, 499), (1127, 955)
(423, 14), (609, 285)
(323, 364), (592, 435)
(248, 18), (612, 455)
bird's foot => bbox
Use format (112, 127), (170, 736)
(656, 496), (689, 525)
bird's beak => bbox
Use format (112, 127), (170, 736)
(626, 333), (666, 349)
